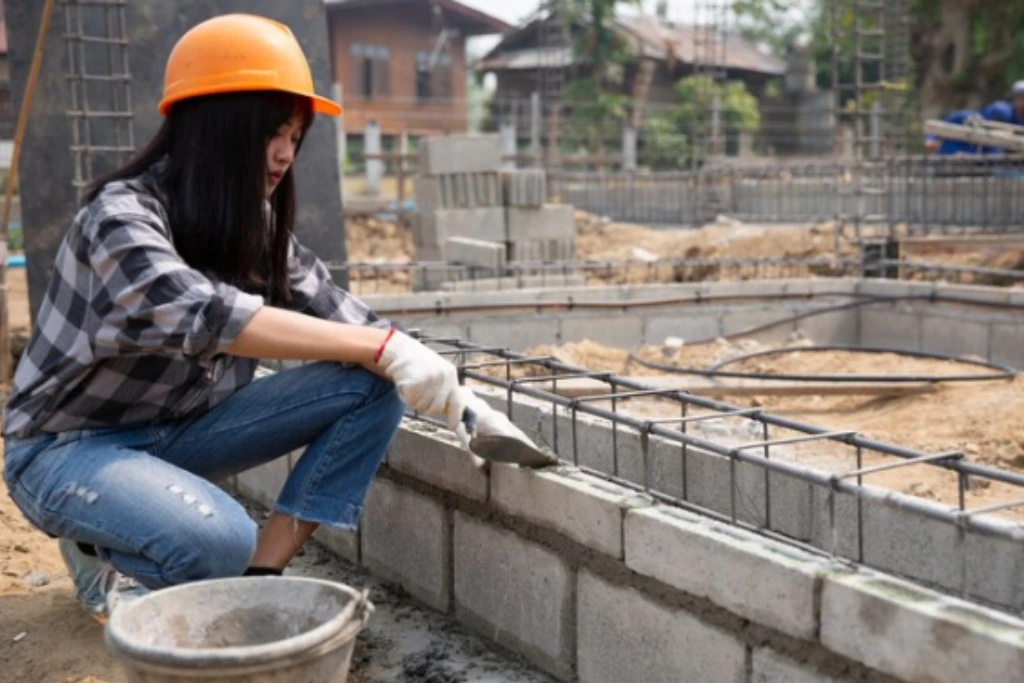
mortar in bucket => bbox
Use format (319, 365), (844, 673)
(105, 576), (373, 683)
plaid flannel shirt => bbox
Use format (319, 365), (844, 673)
(3, 164), (384, 438)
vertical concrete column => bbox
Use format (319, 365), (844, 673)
(333, 83), (346, 199)
(622, 125), (638, 171)
(365, 121), (382, 197)
(500, 121), (517, 172)
(529, 92), (542, 168)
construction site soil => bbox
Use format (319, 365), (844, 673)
(488, 339), (1024, 523)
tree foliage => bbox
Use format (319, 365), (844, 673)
(733, 0), (1024, 114)
(561, 0), (643, 155)
(641, 76), (761, 169)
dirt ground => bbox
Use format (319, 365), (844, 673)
(0, 448), (123, 683)
(506, 339), (1024, 521)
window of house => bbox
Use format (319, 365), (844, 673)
(351, 43), (390, 99)
(415, 50), (453, 101)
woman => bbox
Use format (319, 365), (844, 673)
(2, 13), (495, 623)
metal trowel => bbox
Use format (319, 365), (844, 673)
(462, 408), (558, 469)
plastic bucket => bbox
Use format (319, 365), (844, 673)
(105, 577), (373, 683)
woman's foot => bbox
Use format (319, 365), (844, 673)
(58, 539), (150, 624)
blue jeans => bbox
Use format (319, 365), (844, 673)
(2, 362), (404, 589)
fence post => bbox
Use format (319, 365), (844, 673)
(869, 100), (882, 160)
(711, 95), (722, 157)
(500, 121), (516, 171)
(530, 91), (542, 168)
(622, 125), (637, 171)
(397, 131), (409, 207)
(365, 121), (382, 197)
(332, 83), (346, 199)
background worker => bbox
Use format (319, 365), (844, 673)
(1, 13), (510, 624)
(925, 80), (1024, 155)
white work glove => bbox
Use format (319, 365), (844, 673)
(376, 330), (459, 417)
(445, 386), (538, 452)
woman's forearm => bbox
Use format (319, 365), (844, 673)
(227, 306), (389, 365)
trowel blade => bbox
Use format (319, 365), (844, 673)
(469, 434), (558, 469)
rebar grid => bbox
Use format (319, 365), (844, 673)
(62, 0), (135, 192)
(411, 332), (1024, 603)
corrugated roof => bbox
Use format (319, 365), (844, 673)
(326, 0), (512, 36)
(477, 14), (785, 77)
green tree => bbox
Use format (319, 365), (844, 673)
(560, 0), (642, 156)
(641, 76), (761, 169)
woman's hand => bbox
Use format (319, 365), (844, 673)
(375, 330), (459, 416)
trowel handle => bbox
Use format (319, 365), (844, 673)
(461, 406), (478, 434)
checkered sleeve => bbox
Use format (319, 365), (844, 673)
(87, 210), (265, 361)
(284, 234), (389, 328)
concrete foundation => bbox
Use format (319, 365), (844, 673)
(364, 278), (1024, 370)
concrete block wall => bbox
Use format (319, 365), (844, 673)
(234, 417), (1024, 683)
(855, 280), (1024, 368)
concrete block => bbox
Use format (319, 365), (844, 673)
(444, 237), (507, 271)
(560, 314), (644, 348)
(508, 238), (576, 263)
(467, 317), (558, 351)
(921, 315), (990, 359)
(419, 135), (502, 175)
(577, 571), (747, 683)
(313, 525), (360, 565)
(388, 420), (488, 502)
(625, 505), (824, 639)
(684, 442), (769, 527)
(236, 454), (291, 509)
(821, 569), (1024, 683)
(361, 478), (451, 612)
(503, 169), (547, 207)
(860, 493), (1024, 610)
(990, 322), (1024, 369)
(796, 309), (858, 345)
(859, 308), (922, 351)
(421, 207), (506, 247)
(507, 204), (575, 241)
(721, 307), (797, 344)
(492, 465), (637, 558)
(751, 648), (850, 683)
(415, 176), (443, 211)
(643, 313), (722, 345)
(454, 513), (572, 679)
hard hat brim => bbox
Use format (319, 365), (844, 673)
(159, 86), (343, 118)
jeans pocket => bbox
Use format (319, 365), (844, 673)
(3, 433), (56, 485)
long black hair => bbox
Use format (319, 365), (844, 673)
(85, 90), (315, 302)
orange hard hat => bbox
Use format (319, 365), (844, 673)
(159, 14), (341, 117)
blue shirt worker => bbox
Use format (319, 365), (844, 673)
(925, 81), (1024, 155)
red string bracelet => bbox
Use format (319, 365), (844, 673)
(374, 328), (396, 365)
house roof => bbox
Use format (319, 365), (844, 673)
(325, 0), (513, 36)
(477, 14), (785, 77)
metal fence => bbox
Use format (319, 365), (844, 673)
(554, 156), (1024, 232)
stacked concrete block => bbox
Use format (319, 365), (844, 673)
(419, 135), (503, 175)
(413, 134), (574, 287)
(507, 204), (576, 262)
(444, 237), (507, 271)
(502, 169), (547, 207)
